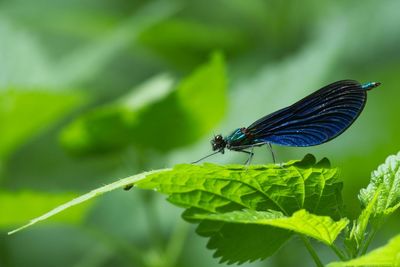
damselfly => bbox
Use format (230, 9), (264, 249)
(194, 80), (381, 164)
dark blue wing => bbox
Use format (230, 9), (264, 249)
(247, 80), (368, 147)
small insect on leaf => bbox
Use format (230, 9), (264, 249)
(123, 184), (134, 191)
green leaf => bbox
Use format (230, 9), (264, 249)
(8, 155), (341, 225)
(345, 151), (400, 257)
(176, 52), (227, 137)
(137, 155), (343, 264)
(60, 53), (227, 155)
(192, 209), (348, 246)
(196, 218), (292, 265)
(0, 190), (92, 229)
(8, 168), (169, 235)
(191, 209), (348, 264)
(0, 90), (83, 160)
(346, 187), (381, 257)
(328, 234), (400, 267)
(9, 156), (343, 264)
(359, 151), (400, 217)
(137, 155), (343, 218)
(60, 74), (176, 154)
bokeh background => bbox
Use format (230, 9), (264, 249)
(1, 0), (399, 266)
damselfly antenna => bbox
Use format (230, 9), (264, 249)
(191, 150), (221, 164)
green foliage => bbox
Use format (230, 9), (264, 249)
(60, 74), (175, 154)
(192, 209), (348, 246)
(2, 1), (400, 266)
(54, 1), (181, 87)
(175, 53), (227, 137)
(0, 19), (52, 88)
(9, 154), (345, 265)
(136, 155), (344, 264)
(138, 19), (249, 68)
(193, 209), (348, 264)
(60, 53), (227, 155)
(137, 155), (342, 218)
(0, 90), (83, 160)
(196, 219), (292, 265)
(346, 188), (380, 257)
(345, 151), (400, 258)
(328, 234), (400, 267)
(7, 169), (168, 235)
(8, 152), (400, 266)
(359, 151), (400, 217)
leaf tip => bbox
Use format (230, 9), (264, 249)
(8, 223), (32, 235)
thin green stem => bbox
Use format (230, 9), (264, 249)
(300, 236), (324, 267)
(360, 227), (378, 256)
(163, 221), (189, 267)
(330, 244), (347, 261)
(142, 191), (165, 254)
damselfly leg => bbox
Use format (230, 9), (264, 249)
(267, 143), (276, 163)
(241, 146), (255, 166)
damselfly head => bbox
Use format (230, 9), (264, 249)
(192, 135), (226, 163)
(211, 134), (226, 152)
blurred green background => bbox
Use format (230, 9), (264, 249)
(1, 0), (399, 266)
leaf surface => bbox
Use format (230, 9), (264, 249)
(137, 155), (344, 264)
(359, 151), (400, 217)
(192, 209), (348, 245)
(0, 191), (92, 228)
(9, 155), (344, 264)
(328, 234), (400, 267)
(138, 156), (342, 218)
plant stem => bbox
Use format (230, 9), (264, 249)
(360, 227), (378, 256)
(330, 244), (347, 261)
(163, 221), (189, 267)
(142, 191), (165, 254)
(300, 235), (324, 267)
